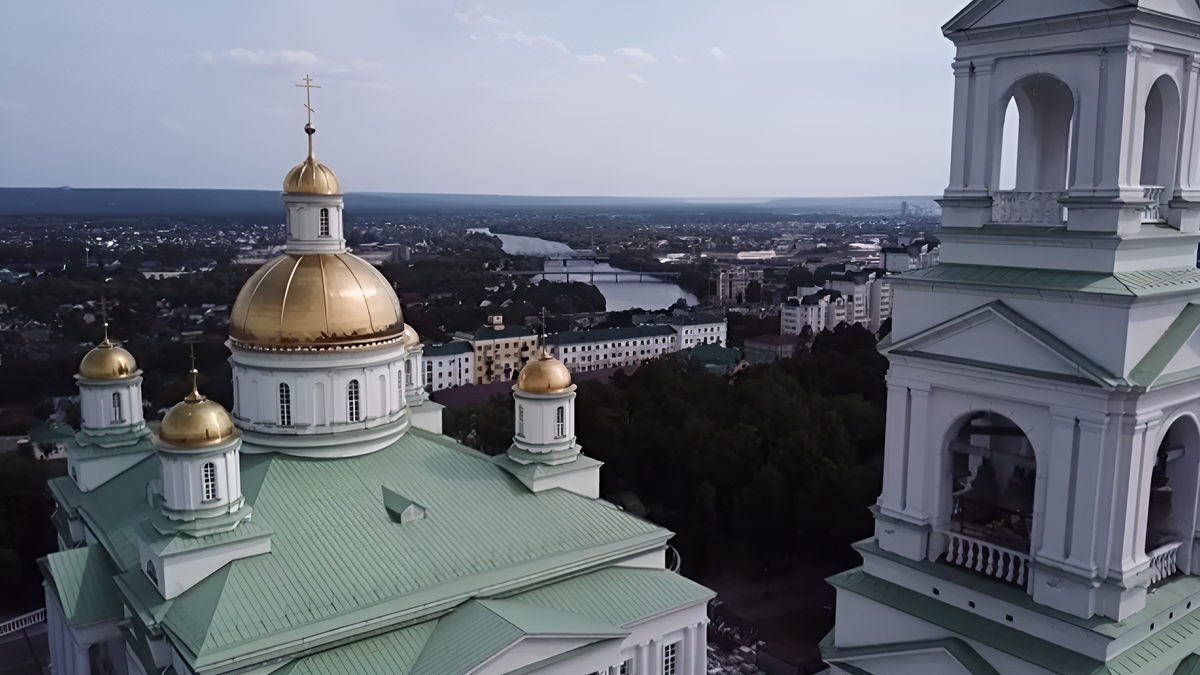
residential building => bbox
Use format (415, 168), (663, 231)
(824, 2), (1200, 674)
(423, 340), (473, 391)
(709, 264), (765, 304)
(882, 239), (940, 272)
(780, 290), (847, 336)
(42, 116), (713, 675)
(471, 319), (537, 384)
(666, 315), (728, 348)
(548, 325), (678, 373)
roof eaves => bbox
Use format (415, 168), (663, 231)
(1128, 302), (1200, 388)
(822, 633), (1001, 675)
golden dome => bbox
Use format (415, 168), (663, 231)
(403, 324), (421, 349)
(230, 253), (404, 348)
(517, 349), (573, 394)
(284, 155), (341, 195)
(158, 384), (239, 449)
(79, 341), (138, 379)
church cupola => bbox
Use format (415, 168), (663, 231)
(68, 312), (155, 493)
(493, 346), (600, 499)
(151, 366), (248, 538)
(403, 324), (427, 405)
(282, 75), (346, 255)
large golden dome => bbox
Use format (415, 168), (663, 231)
(230, 253), (404, 348)
(284, 155), (341, 195)
(79, 341), (138, 379)
(159, 384), (239, 449)
(517, 349), (573, 394)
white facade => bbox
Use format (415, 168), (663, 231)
(78, 374), (144, 434)
(423, 342), (473, 391)
(827, 2), (1200, 674)
(548, 327), (679, 373)
(670, 320), (727, 348)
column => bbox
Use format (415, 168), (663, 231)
(1108, 412), (1160, 575)
(945, 60), (974, 193)
(964, 59), (997, 196)
(902, 386), (932, 523)
(1065, 415), (1110, 573)
(878, 384), (911, 517)
(73, 642), (91, 675)
(693, 622), (708, 675)
(680, 626), (693, 675)
(1036, 414), (1081, 561)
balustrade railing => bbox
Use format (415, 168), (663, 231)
(941, 529), (1031, 590)
(1147, 540), (1182, 586)
(0, 608), (45, 637)
(991, 191), (1065, 225)
(1142, 186), (1165, 223)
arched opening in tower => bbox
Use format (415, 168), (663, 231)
(1145, 417), (1199, 581)
(947, 412), (1036, 553)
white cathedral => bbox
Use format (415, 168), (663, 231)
(824, 1), (1200, 674)
(40, 114), (713, 675)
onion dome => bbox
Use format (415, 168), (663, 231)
(517, 349), (573, 394)
(230, 253), (404, 349)
(158, 379), (239, 449)
(284, 121), (341, 195)
(403, 324), (421, 349)
(79, 339), (138, 379)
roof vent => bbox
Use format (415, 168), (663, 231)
(382, 486), (426, 524)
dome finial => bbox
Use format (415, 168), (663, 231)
(99, 296), (112, 346)
(184, 341), (205, 403)
(296, 74), (321, 160)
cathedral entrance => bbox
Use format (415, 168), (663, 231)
(941, 412), (1036, 590)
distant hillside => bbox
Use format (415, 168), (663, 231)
(0, 188), (938, 219)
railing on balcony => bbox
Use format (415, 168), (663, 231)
(0, 608), (45, 637)
(1147, 540), (1182, 586)
(1142, 185), (1165, 223)
(942, 529), (1031, 590)
(991, 191), (1066, 225)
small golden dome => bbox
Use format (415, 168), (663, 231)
(403, 324), (421, 349)
(79, 341), (138, 379)
(230, 253), (404, 348)
(517, 349), (573, 394)
(159, 384), (239, 449)
(284, 155), (341, 195)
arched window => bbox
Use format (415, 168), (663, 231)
(145, 560), (158, 586)
(278, 383), (291, 426)
(319, 208), (330, 237)
(202, 462), (218, 501)
(555, 406), (565, 438)
(112, 391), (124, 423)
(348, 379), (361, 422)
(518, 405), (524, 437)
(405, 361), (413, 386)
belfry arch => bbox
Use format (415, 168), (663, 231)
(1145, 414), (1200, 580)
(995, 74), (1076, 194)
(1139, 74), (1181, 219)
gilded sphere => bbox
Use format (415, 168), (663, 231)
(79, 342), (138, 379)
(517, 350), (573, 394)
(159, 393), (239, 449)
(230, 253), (404, 348)
(403, 324), (421, 349)
(284, 156), (341, 195)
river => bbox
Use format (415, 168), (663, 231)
(469, 228), (699, 312)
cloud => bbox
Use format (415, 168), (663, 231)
(454, 12), (469, 22)
(497, 31), (605, 62)
(200, 49), (391, 89)
(614, 47), (658, 65)
(626, 73), (648, 84)
(710, 47), (728, 61)
(206, 48), (321, 68)
(481, 15), (505, 25)
(672, 55), (690, 64)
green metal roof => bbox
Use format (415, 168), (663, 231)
(278, 621), (436, 675)
(138, 517), (272, 556)
(506, 567), (715, 628)
(144, 427), (667, 667)
(50, 455), (160, 571)
(39, 544), (123, 626)
(901, 264), (1200, 298)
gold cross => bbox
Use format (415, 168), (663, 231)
(296, 74), (320, 125)
(98, 297), (111, 344)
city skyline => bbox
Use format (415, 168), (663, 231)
(1, 0), (963, 198)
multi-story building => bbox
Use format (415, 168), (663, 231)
(422, 340), (473, 391)
(470, 318), (537, 384)
(709, 264), (765, 304)
(781, 290), (848, 336)
(666, 315), (728, 348)
(882, 239), (940, 273)
(547, 326), (678, 373)
(825, 2), (1200, 674)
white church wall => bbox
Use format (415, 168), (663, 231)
(159, 448), (239, 513)
(141, 534), (271, 600)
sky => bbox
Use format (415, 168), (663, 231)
(1, 0), (967, 198)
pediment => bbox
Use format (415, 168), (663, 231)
(887, 301), (1117, 387)
(944, 0), (1200, 33)
(1129, 303), (1200, 388)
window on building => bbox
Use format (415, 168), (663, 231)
(278, 383), (292, 425)
(619, 661), (630, 675)
(518, 405), (524, 437)
(319, 208), (330, 236)
(663, 642), (679, 675)
(555, 406), (565, 438)
(405, 361), (413, 386)
(146, 560), (158, 586)
(112, 391), (124, 423)
(348, 379), (361, 422)
(202, 462), (218, 501)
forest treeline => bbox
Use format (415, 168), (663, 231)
(444, 322), (889, 578)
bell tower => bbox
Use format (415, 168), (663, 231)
(825, 3), (1200, 675)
